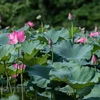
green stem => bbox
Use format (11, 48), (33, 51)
(21, 68), (24, 100)
(13, 48), (20, 94)
(41, 21), (43, 33)
(1, 77), (3, 98)
(51, 47), (54, 64)
(51, 89), (56, 100)
(4, 61), (12, 93)
(95, 66), (97, 71)
(35, 90), (37, 100)
(71, 21), (74, 42)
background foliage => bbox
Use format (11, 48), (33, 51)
(0, 0), (100, 30)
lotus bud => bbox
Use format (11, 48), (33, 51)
(81, 28), (86, 34)
(94, 26), (98, 32)
(11, 74), (19, 78)
(91, 55), (97, 64)
(48, 39), (53, 48)
(68, 13), (73, 20)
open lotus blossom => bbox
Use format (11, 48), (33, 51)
(13, 63), (26, 70)
(68, 13), (73, 20)
(7, 30), (26, 44)
(91, 55), (97, 64)
(89, 32), (99, 37)
(27, 21), (34, 27)
(11, 74), (19, 78)
(76, 37), (87, 43)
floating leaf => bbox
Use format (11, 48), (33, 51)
(53, 40), (93, 61)
(50, 65), (100, 89)
(26, 65), (52, 88)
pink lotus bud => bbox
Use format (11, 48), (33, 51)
(68, 13), (73, 20)
(76, 37), (87, 43)
(11, 74), (19, 78)
(13, 63), (26, 70)
(27, 21), (34, 28)
(94, 26), (98, 32)
(91, 55), (97, 64)
(48, 39), (53, 48)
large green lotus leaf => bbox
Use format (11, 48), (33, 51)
(53, 40), (93, 61)
(76, 85), (94, 99)
(0, 33), (9, 45)
(19, 54), (49, 66)
(52, 61), (79, 69)
(0, 45), (15, 60)
(50, 65), (100, 89)
(59, 85), (75, 96)
(94, 50), (100, 58)
(21, 40), (46, 54)
(83, 84), (100, 100)
(44, 28), (69, 43)
(26, 65), (53, 88)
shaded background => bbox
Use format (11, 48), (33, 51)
(0, 0), (100, 30)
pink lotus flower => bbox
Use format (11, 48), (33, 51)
(13, 63), (26, 70)
(91, 55), (97, 64)
(27, 21), (34, 27)
(68, 13), (73, 20)
(89, 32), (99, 37)
(11, 74), (19, 78)
(76, 37), (87, 43)
(7, 30), (26, 44)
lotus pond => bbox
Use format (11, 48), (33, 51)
(0, 16), (100, 100)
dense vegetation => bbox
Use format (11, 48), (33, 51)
(0, 0), (100, 29)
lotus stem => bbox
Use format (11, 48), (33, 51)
(51, 89), (56, 100)
(1, 77), (3, 98)
(41, 21), (44, 33)
(35, 90), (38, 100)
(13, 47), (20, 94)
(51, 47), (54, 64)
(4, 61), (12, 93)
(21, 69), (24, 100)
(71, 21), (74, 42)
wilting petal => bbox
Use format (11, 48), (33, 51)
(27, 21), (34, 27)
(76, 37), (87, 43)
(89, 32), (99, 37)
(17, 30), (26, 42)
